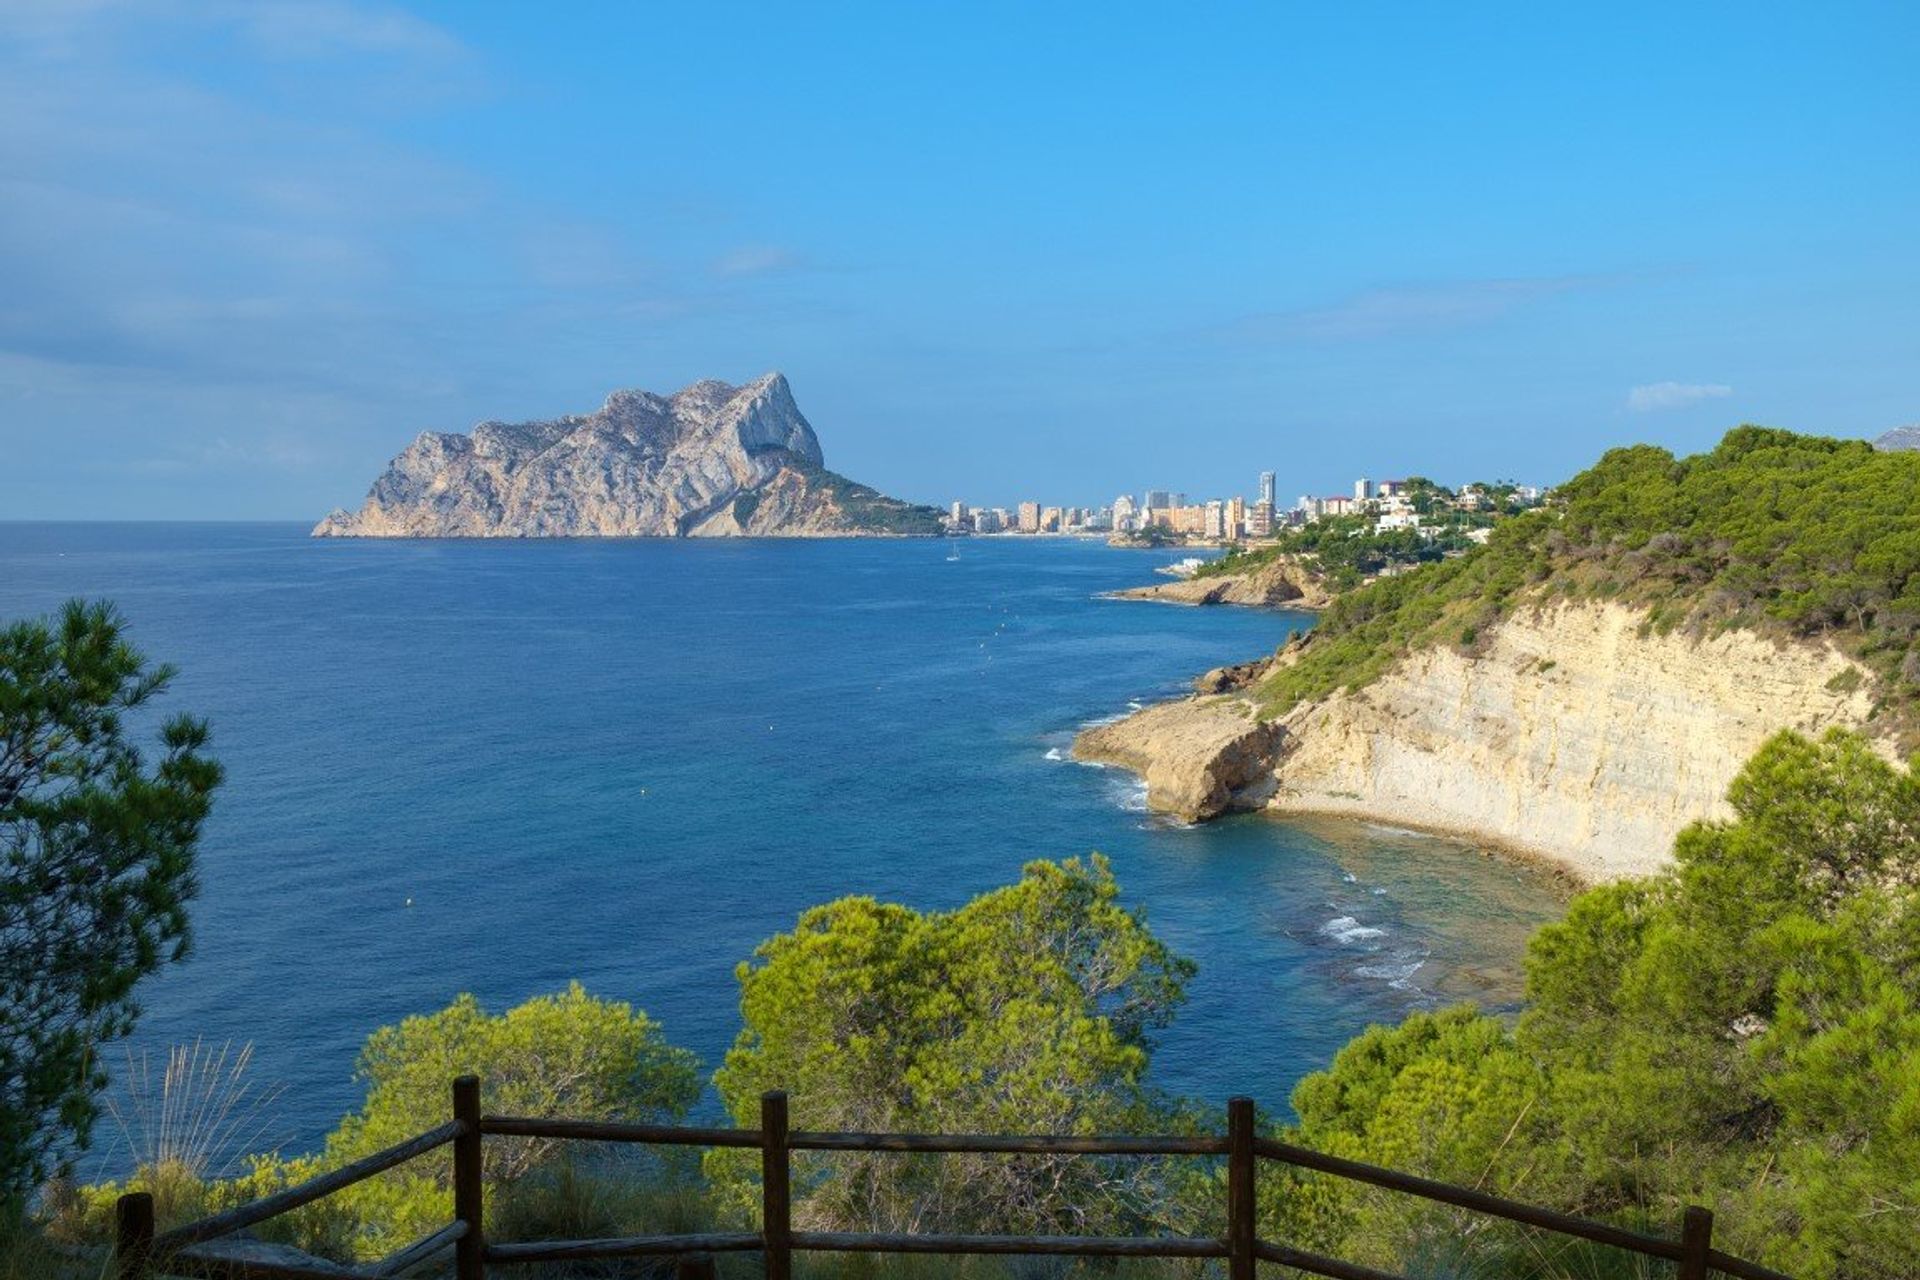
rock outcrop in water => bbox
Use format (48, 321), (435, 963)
(313, 373), (942, 538)
(1109, 554), (1331, 609)
(1075, 600), (1887, 881)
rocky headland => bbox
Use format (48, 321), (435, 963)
(1075, 600), (1883, 882)
(1107, 553), (1332, 609)
(314, 373), (941, 538)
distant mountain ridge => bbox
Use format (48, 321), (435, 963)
(1875, 425), (1920, 452)
(313, 373), (941, 538)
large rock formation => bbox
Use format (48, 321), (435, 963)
(1075, 600), (1887, 881)
(314, 373), (942, 538)
(1108, 554), (1332, 609)
(1874, 425), (1920, 452)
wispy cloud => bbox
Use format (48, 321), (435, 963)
(1627, 381), (1732, 412)
(713, 244), (805, 279)
(1222, 276), (1602, 343)
(228, 1), (469, 60)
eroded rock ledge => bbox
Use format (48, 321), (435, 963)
(1072, 696), (1280, 821)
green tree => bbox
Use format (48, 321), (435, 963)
(0, 602), (221, 1212)
(302, 983), (699, 1256)
(709, 856), (1197, 1236)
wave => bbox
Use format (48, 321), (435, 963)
(1108, 778), (1150, 813)
(1043, 747), (1064, 761)
(1355, 957), (1427, 989)
(1321, 915), (1385, 944)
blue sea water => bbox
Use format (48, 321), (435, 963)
(0, 524), (1563, 1165)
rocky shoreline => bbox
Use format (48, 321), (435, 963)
(1074, 599), (1889, 883)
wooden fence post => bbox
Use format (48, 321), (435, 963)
(114, 1191), (154, 1280)
(453, 1074), (484, 1280)
(762, 1090), (792, 1280)
(678, 1250), (718, 1279)
(1228, 1096), (1255, 1280)
(1678, 1205), (1713, 1280)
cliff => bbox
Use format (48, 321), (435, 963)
(1076, 599), (1886, 881)
(313, 373), (942, 538)
(1108, 555), (1332, 609)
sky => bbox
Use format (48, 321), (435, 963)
(2, 1), (1917, 519)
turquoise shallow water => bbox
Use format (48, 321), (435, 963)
(0, 524), (1563, 1164)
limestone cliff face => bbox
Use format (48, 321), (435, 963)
(1110, 555), (1332, 609)
(313, 373), (941, 538)
(1076, 601), (1886, 881)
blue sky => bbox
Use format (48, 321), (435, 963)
(2, 1), (1916, 518)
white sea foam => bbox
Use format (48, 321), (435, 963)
(1043, 747), (1064, 761)
(1110, 778), (1151, 813)
(1355, 958), (1427, 989)
(1321, 916), (1385, 944)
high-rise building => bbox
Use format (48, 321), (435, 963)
(1204, 500), (1226, 540)
(1249, 500), (1274, 537)
(1226, 496), (1247, 540)
(950, 500), (967, 524)
(1355, 477), (1374, 502)
(1259, 471), (1276, 507)
(1113, 494), (1139, 530)
(1040, 506), (1063, 532)
(1144, 489), (1173, 511)
(1017, 501), (1041, 532)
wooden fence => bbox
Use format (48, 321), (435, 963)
(111, 1076), (1795, 1280)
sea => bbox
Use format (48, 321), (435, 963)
(0, 524), (1564, 1169)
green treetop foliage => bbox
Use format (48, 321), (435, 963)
(0, 601), (221, 1214)
(212, 984), (700, 1259)
(1255, 428), (1920, 734)
(708, 856), (1199, 1236)
(1282, 728), (1920, 1279)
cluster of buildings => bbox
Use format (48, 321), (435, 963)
(945, 501), (1112, 535)
(943, 473), (1545, 543)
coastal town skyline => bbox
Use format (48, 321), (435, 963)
(945, 469), (1548, 539)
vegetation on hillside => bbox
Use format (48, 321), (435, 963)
(794, 464), (946, 536)
(1255, 428), (1920, 732)
(0, 602), (221, 1215)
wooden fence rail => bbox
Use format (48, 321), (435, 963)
(111, 1075), (1796, 1280)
